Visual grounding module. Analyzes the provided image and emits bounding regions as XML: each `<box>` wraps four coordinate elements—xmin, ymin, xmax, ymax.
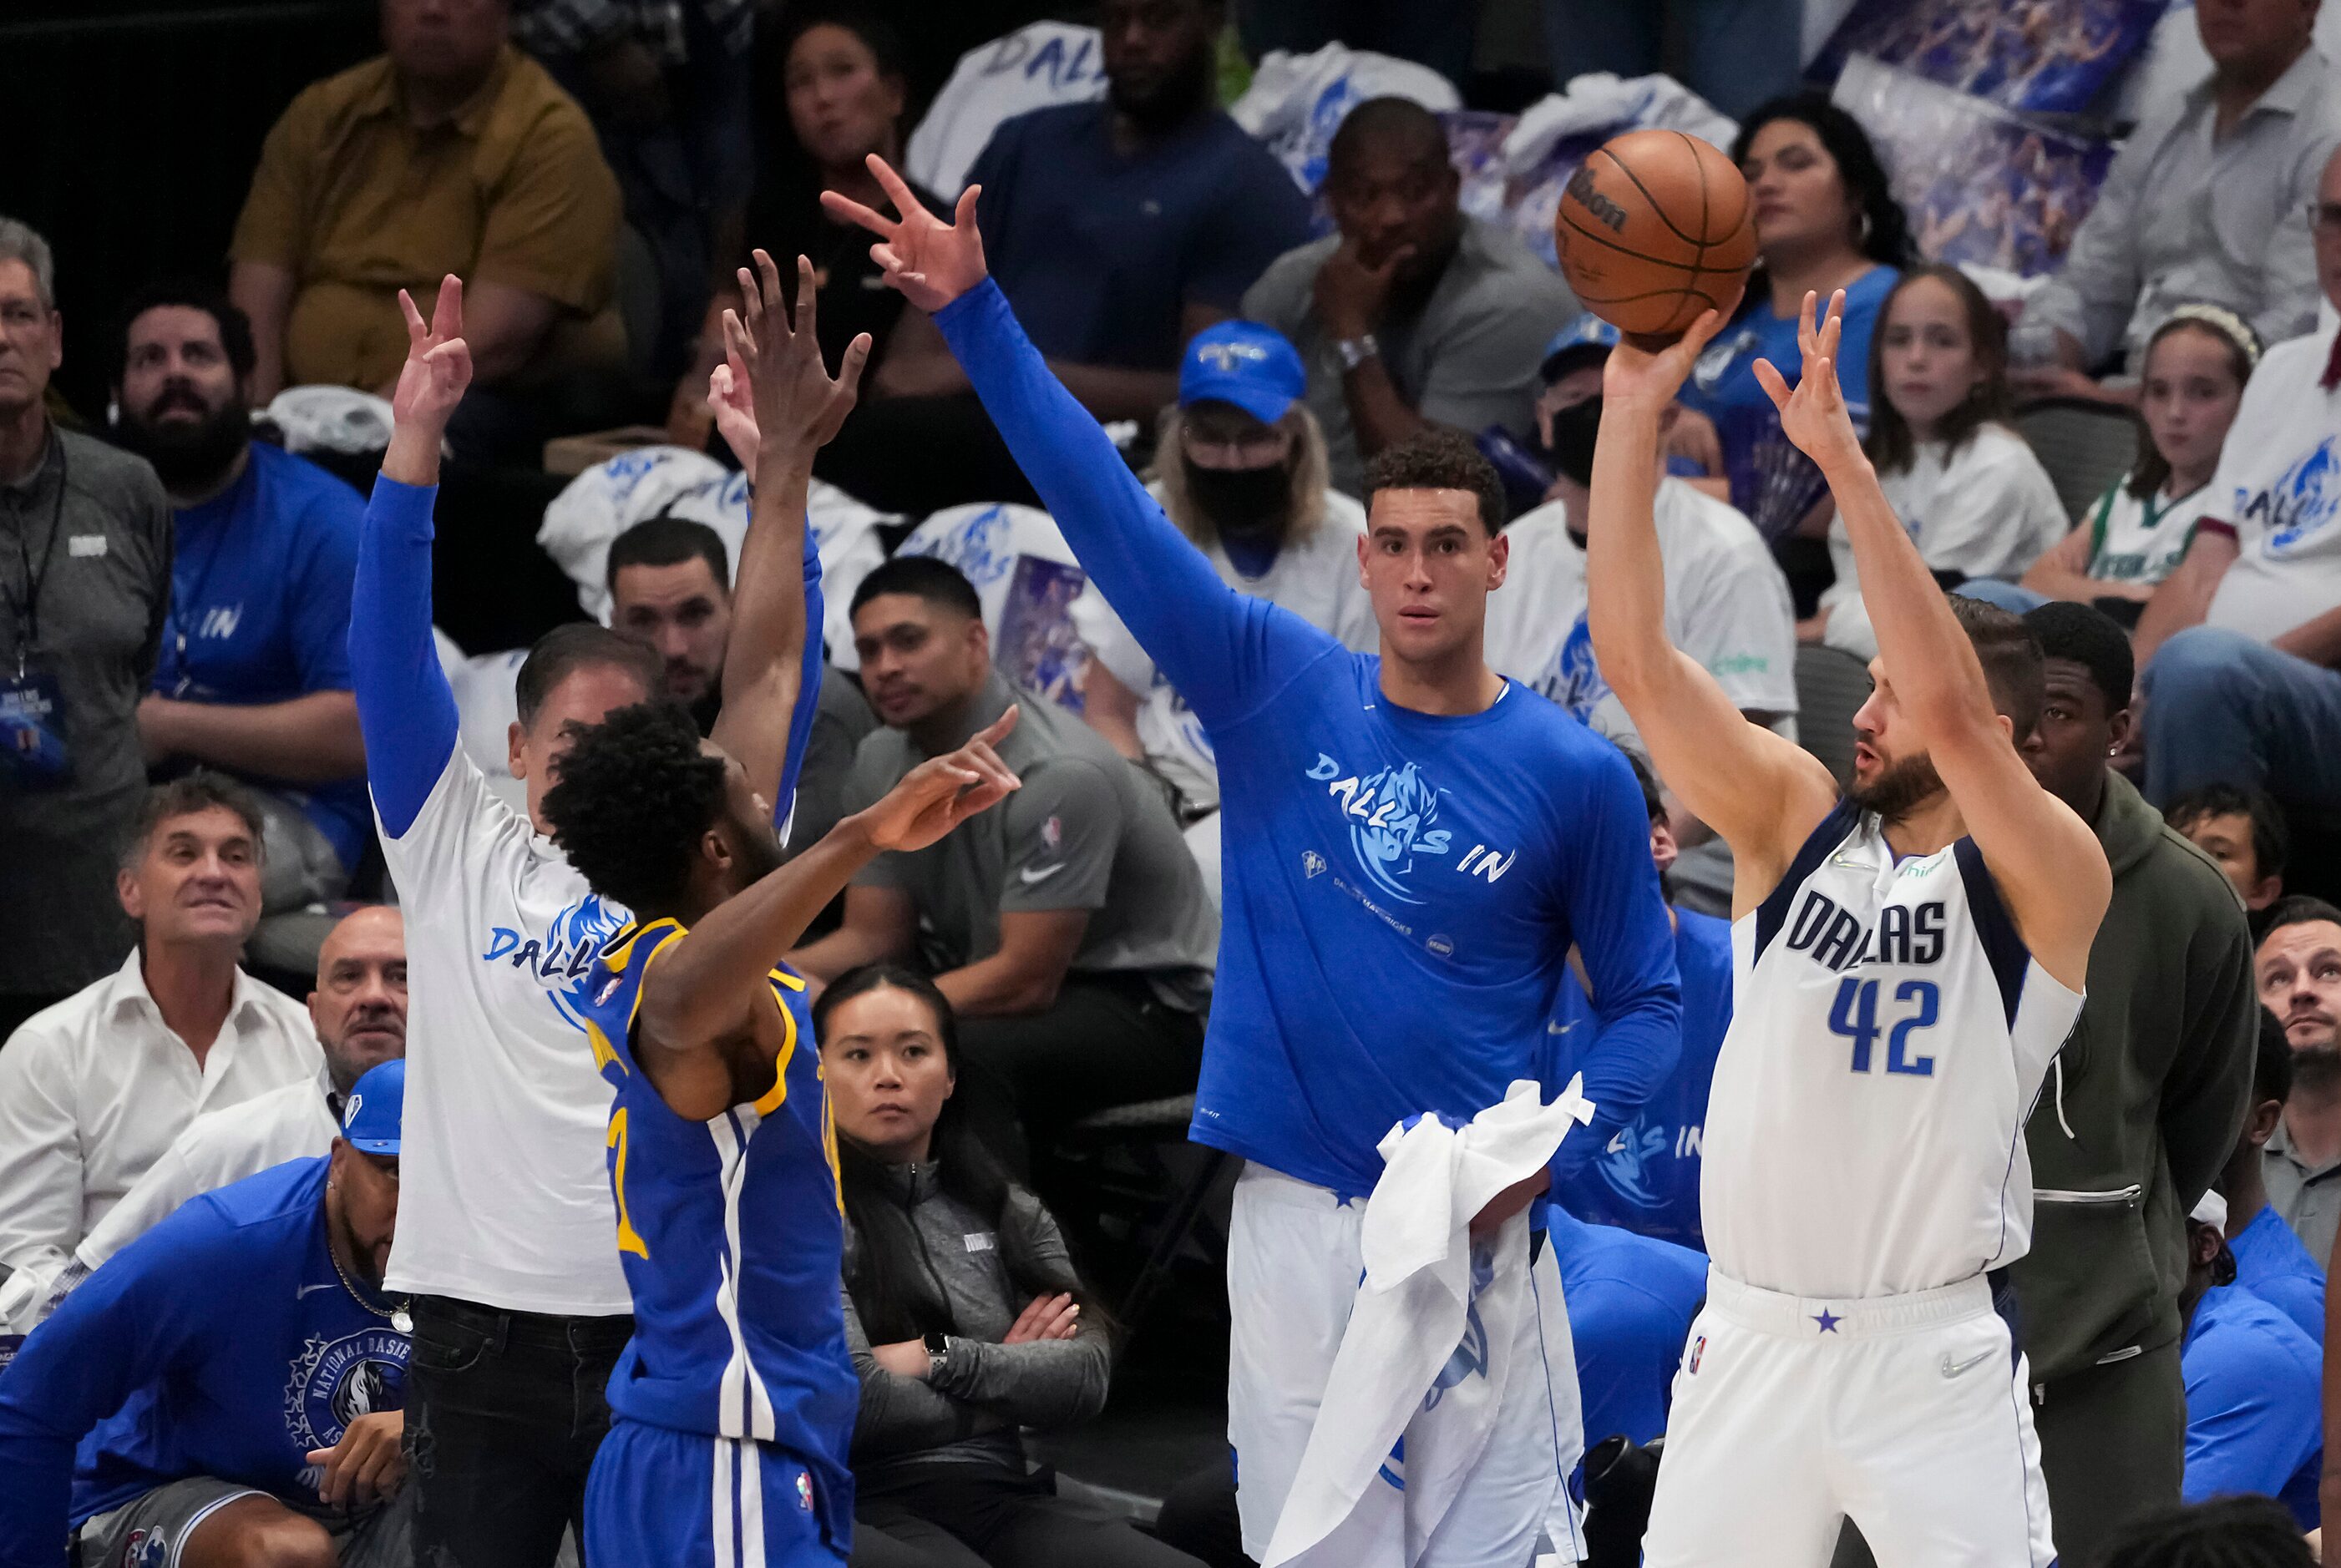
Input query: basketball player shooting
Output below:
<box><xmin>1584</xmin><ymin>290</ymin><xmax>2111</xmax><ymax>1568</ymax></box>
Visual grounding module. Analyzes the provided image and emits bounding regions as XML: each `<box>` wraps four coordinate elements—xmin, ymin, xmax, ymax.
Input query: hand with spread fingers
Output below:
<box><xmin>1751</xmin><ymin>289</ymin><xmax>1866</xmax><ymax>473</ymax></box>
<box><xmin>722</xmin><ymin>249</ymin><xmax>872</xmax><ymax>469</ymax></box>
<box><xmin>1599</xmin><ymin>283</ymin><xmax>1743</xmax><ymax>414</ymax></box>
<box><xmin>820</xmin><ymin>155</ymin><xmax>991</xmax><ymax>315</ymax></box>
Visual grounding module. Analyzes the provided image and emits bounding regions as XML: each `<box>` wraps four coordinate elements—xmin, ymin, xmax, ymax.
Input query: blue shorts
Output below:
<box><xmin>586</xmin><ymin>1419</ymin><xmax>845</xmax><ymax>1567</ymax></box>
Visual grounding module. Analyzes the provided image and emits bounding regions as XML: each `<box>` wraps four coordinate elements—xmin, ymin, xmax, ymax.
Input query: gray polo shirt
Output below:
<box><xmin>843</xmin><ymin>672</ymin><xmax>1216</xmax><ymax>1012</ymax></box>
<box><xmin>0</xmin><ymin>428</ymin><xmax>172</xmax><ymax>999</ymax></box>
<box><xmin>2263</xmin><ymin>1118</ymin><xmax>2341</xmax><ymax>1272</ymax></box>
<box><xmin>1241</xmin><ymin>215</ymin><xmax>1580</xmax><ymax>497</ymax></box>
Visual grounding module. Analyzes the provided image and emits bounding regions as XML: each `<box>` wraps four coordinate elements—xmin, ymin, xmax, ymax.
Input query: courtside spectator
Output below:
<box><xmin>606</xmin><ymin>513</ymin><xmax>733</xmax><ymax>726</ymax></box>
<box><xmin>2176</xmin><ymin>1191</ymin><xmax>2323</xmax><ymax>1530</ymax></box>
<box><xmin>2010</xmin><ymin>601</ymin><xmax>2260</xmax><ymax>1564</ymax></box>
<box><xmin>2100</xmin><ymin>1495</ymin><xmax>2316</xmax><ymax>1568</ymax></box>
<box><xmin>1075</xmin><ymin>319</ymin><xmax>1378</xmax><ymax>821</ymax></box>
<box><xmin>2135</xmin><ymin>144</ymin><xmax>2341</xmax><ymax>814</ymax></box>
<box><xmin>1241</xmin><ymin>97</ymin><xmax>1578</xmax><ymax>498</ymax></box>
<box><xmin>1669</xmin><ymin>95</ymin><xmax>1909</xmax><ymax>540</ymax></box>
<box><xmin>1546</xmin><ymin>1203</ymin><xmax>1709</xmax><ymax>1456</ymax></box>
<box><xmin>70</xmin><ymin>906</ymin><xmax>408</xmax><ymax>1282</ymax></box>
<box><xmin>1491</xmin><ymin>320</ymin><xmax>1796</xmax><ymax>739</ymax></box>
<box><xmin>2220</xmin><ymin>1009</ymin><xmax>2325</xmax><ymax>1343</ymax></box>
<box><xmin>2257</xmin><ymin>896</ymin><xmax>2341</xmax><ymax>1263</ymax></box>
<box><xmin>2024</xmin><ymin>309</ymin><xmax>2260</xmax><ymax>620</ymax></box>
<box><xmin>2169</xmin><ymin>783</ymin><xmax>2291</xmax><ymax>918</ymax></box>
<box><xmin>2014</xmin><ymin>0</ymin><xmax>2341</xmax><ymax>391</ymax></box>
<box><xmin>794</xmin><ymin>556</ymin><xmax>1217</xmax><ymax>1164</ymax></box>
<box><xmin>817</xmin><ymin>968</ymin><xmax>1207</xmax><ymax>1568</ymax></box>
<box><xmin>0</xmin><ymin>776</ymin><xmax>318</xmax><ymax>1332</ymax></box>
<box><xmin>110</xmin><ymin>283</ymin><xmax>370</xmax><ymax>913</ymax></box>
<box><xmin>1814</xmin><ymin>266</ymin><xmax>2065</xmax><ymax>660</ymax></box>
<box><xmin>228</xmin><ymin>0</ymin><xmax>624</xmax><ymax>445</ymax></box>
<box><xmin>0</xmin><ymin>218</ymin><xmax>174</xmax><ymax>1040</ymax></box>
<box><xmin>0</xmin><ymin>1061</ymin><xmax>413</xmax><ymax>1568</ymax></box>
<box><xmin>823</xmin><ymin>0</ymin><xmax>1310</xmax><ymax>510</ymax></box>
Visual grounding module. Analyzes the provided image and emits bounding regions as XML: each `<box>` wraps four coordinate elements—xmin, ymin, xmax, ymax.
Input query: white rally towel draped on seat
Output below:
<box><xmin>1263</xmin><ymin>1077</ymin><xmax>1595</xmax><ymax>1568</ymax></box>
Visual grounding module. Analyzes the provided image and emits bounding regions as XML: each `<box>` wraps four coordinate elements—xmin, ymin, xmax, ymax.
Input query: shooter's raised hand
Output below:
<box><xmin>1751</xmin><ymin>289</ymin><xmax>1864</xmax><ymax>472</ymax></box>
<box><xmin>820</xmin><ymin>154</ymin><xmax>989</xmax><ymax>314</ymax></box>
<box><xmin>1599</xmin><ymin>281</ymin><xmax>1742</xmax><ymax>413</ymax></box>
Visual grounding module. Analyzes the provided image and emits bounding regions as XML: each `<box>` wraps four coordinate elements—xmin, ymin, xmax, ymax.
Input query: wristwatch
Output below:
<box><xmin>1334</xmin><ymin>334</ymin><xmax>1381</xmax><ymax>372</ymax></box>
<box><xmin>922</xmin><ymin>1330</ymin><xmax>952</xmax><ymax>1382</ymax></box>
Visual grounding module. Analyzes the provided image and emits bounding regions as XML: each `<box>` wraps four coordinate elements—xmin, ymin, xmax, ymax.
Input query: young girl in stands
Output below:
<box><xmin>2021</xmin><ymin>306</ymin><xmax>2259</xmax><ymax>624</ymax></box>
<box><xmin>815</xmin><ymin>967</ymin><xmax>1204</xmax><ymax>1568</ymax></box>
<box><xmin>1809</xmin><ymin>263</ymin><xmax>2068</xmax><ymax>658</ymax></box>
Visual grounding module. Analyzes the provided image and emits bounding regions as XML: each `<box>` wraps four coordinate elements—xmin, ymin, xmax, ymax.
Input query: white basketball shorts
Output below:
<box><xmin>1641</xmin><ymin>1270</ymin><xmax>2055</xmax><ymax>1568</ymax></box>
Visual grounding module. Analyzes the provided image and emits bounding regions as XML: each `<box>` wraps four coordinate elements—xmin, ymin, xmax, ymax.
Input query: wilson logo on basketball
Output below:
<box><xmin>1564</xmin><ymin>164</ymin><xmax>1628</xmax><ymax>235</ymax></box>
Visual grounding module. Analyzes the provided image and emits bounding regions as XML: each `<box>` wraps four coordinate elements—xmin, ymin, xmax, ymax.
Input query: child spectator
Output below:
<box><xmin>1812</xmin><ymin>264</ymin><xmax>2066</xmax><ymax>659</ymax></box>
<box><xmin>2168</xmin><ymin>783</ymin><xmax>2290</xmax><ymax>919</ymax></box>
<box><xmin>2024</xmin><ymin>308</ymin><xmax>2260</xmax><ymax>621</ymax></box>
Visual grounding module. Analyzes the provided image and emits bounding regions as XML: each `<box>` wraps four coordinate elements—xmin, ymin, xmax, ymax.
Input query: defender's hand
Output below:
<box><xmin>859</xmin><ymin>708</ymin><xmax>1021</xmax><ymax>853</ymax></box>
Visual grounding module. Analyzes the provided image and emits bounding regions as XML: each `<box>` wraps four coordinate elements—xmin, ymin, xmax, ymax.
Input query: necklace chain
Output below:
<box><xmin>328</xmin><ymin>1227</ymin><xmax>413</xmax><ymax>1333</ymax></box>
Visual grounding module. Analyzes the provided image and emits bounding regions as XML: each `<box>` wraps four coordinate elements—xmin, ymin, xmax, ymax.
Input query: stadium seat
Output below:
<box><xmin>2014</xmin><ymin>397</ymin><xmax>2141</xmax><ymax>524</ymax></box>
<box><xmin>1795</xmin><ymin>643</ymin><xmax>1874</xmax><ymax>789</ymax></box>
<box><xmin>1054</xmin><ymin>1095</ymin><xmax>1232</xmax><ymax>1344</ymax></box>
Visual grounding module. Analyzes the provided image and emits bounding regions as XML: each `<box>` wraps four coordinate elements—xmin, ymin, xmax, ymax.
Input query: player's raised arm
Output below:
<box><xmin>1585</xmin><ymin>304</ymin><xmax>1838</xmax><ymax>897</ymax></box>
<box><xmin>348</xmin><ymin>276</ymin><xmax>470</xmax><ymax>838</ymax></box>
<box><xmin>706</xmin><ymin>250</ymin><xmax>868</xmax><ymax>822</ymax></box>
<box><xmin>823</xmin><ymin>155</ymin><xmax>1322</xmax><ymax>724</ymax></box>
<box><xmin>1756</xmin><ymin>291</ymin><xmax>2110</xmax><ymax>989</ymax></box>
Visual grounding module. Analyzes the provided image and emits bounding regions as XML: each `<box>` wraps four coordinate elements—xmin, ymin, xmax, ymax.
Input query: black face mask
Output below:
<box><xmin>1184</xmin><ymin>458</ymin><xmax>1291</xmax><ymax>539</ymax></box>
<box><xmin>1543</xmin><ymin>395</ymin><xmax>1603</xmax><ymax>490</ymax></box>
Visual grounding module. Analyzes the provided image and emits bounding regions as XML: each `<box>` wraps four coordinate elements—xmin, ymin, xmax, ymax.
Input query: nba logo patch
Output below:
<box><xmin>1687</xmin><ymin>1335</ymin><xmax>1705</xmax><ymax>1374</ymax></box>
<box><xmin>594</xmin><ymin>973</ymin><xmax>622</xmax><ymax>1005</ymax></box>
<box><xmin>796</xmin><ymin>1469</ymin><xmax>814</xmax><ymax>1512</ymax></box>
<box><xmin>1041</xmin><ymin>816</ymin><xmax>1062</xmax><ymax>852</ymax></box>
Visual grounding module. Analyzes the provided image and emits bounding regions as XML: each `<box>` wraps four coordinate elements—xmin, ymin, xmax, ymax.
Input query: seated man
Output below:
<box><xmin>70</xmin><ymin>906</ymin><xmax>407</xmax><ymax>1286</ymax></box>
<box><xmin>2134</xmin><ymin>144</ymin><xmax>2341</xmax><ymax>813</ymax></box>
<box><xmin>1487</xmin><ymin>319</ymin><xmax>1797</xmax><ymax>740</ymax></box>
<box><xmin>822</xmin><ymin>0</ymin><xmax>1310</xmax><ymax>510</ymax></box>
<box><xmin>111</xmin><ymin>282</ymin><xmax>369</xmax><ymax>912</ymax></box>
<box><xmin>0</xmin><ymin>776</ymin><xmax>320</xmax><ymax>1332</ymax></box>
<box><xmin>227</xmin><ymin>0</ymin><xmax>623</xmax><ymax>440</ymax></box>
<box><xmin>2177</xmin><ymin>1191</ymin><xmax>2323</xmax><ymax>1530</ymax></box>
<box><xmin>2013</xmin><ymin>0</ymin><xmax>2341</xmax><ymax>392</ymax></box>
<box><xmin>2167</xmin><ymin>783</ymin><xmax>2289</xmax><ymax>923</ymax></box>
<box><xmin>1076</xmin><ymin>319</ymin><xmax>1378</xmax><ymax>823</ymax></box>
<box><xmin>1243</xmin><ymin>97</ymin><xmax>1579</xmax><ymax>498</ymax></box>
<box><xmin>2256</xmin><ymin>896</ymin><xmax>2341</xmax><ymax>1267</ymax></box>
<box><xmin>2220</xmin><ymin>1008</ymin><xmax>2325</xmax><ymax>1343</ymax></box>
<box><xmin>0</xmin><ymin>1062</ymin><xmax>413</xmax><ymax>1568</ymax></box>
<box><xmin>793</xmin><ymin>556</ymin><xmax>1219</xmax><ymax>1159</ymax></box>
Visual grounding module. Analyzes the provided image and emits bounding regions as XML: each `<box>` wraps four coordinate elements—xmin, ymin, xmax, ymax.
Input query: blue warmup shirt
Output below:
<box><xmin>159</xmin><ymin>443</ymin><xmax>370</xmax><ymax>866</ymax></box>
<box><xmin>348</xmin><ymin>477</ymin><xmax>823</xmax><ymax>842</ymax></box>
<box><xmin>2181</xmin><ymin>1282</ymin><xmax>2323</xmax><ymax>1530</ymax></box>
<box><xmin>2229</xmin><ymin>1203</ymin><xmax>2325</xmax><ymax>1343</ymax></box>
<box><xmin>0</xmin><ymin>1160</ymin><xmax>409</xmax><ymax>1565</ymax></box>
<box><xmin>575</xmin><ymin>919</ymin><xmax>855</xmax><ymax>1545</ymax></box>
<box><xmin>1550</xmin><ymin>908</ymin><xmax>1732</xmax><ymax>1243</ymax></box>
<box><xmin>968</xmin><ymin>103</ymin><xmax>1311</xmax><ymax>371</ymax></box>
<box><xmin>935</xmin><ymin>279</ymin><xmax>1681</xmax><ymax>1197</ymax></box>
<box><xmin>1545</xmin><ymin>1205</ymin><xmax>1707</xmax><ymax>1457</ymax></box>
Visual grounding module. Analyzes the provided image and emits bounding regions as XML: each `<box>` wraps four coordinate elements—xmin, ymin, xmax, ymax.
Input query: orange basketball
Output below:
<box><xmin>1555</xmin><ymin>128</ymin><xmax>1757</xmax><ymax>343</ymax></box>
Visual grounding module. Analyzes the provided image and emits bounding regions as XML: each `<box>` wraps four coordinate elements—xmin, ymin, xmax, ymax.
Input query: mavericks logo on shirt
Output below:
<box><xmin>2250</xmin><ymin>436</ymin><xmax>2341</xmax><ymax>555</ymax></box>
<box><xmin>1305</xmin><ymin>751</ymin><xmax>1515</xmax><ymax>905</ymax></box>
<box><xmin>479</xmin><ymin>894</ymin><xmax>630</xmax><ymax>1032</ymax></box>
<box><xmin>285</xmin><ymin>1328</ymin><xmax>408</xmax><ymax>1470</ymax></box>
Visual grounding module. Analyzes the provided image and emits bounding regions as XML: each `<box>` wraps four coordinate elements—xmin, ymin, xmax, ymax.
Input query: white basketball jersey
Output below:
<box><xmin>1702</xmin><ymin>801</ymin><xmax>2084</xmax><ymax>1301</ymax></box>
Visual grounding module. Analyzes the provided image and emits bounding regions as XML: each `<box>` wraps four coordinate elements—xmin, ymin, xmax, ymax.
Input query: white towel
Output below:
<box><xmin>1264</xmin><ymin>1077</ymin><xmax>1594</xmax><ymax>1568</ymax></box>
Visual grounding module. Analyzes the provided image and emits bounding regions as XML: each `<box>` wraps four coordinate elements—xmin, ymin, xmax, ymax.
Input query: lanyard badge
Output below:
<box><xmin>0</xmin><ymin>655</ymin><xmax>71</xmax><ymax>788</ymax></box>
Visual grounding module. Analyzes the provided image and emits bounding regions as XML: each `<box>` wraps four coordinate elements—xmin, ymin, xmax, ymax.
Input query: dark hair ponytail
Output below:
<box><xmin>815</xmin><ymin>967</ymin><xmax>1115</xmax><ymax>1347</ymax></box>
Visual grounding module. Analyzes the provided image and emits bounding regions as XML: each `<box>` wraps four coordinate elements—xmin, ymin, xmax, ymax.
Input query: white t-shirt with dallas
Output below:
<box><xmin>1485</xmin><ymin>478</ymin><xmax>1800</xmax><ymax>743</ymax></box>
<box><xmin>1822</xmin><ymin>423</ymin><xmax>2068</xmax><ymax>660</ymax></box>
<box><xmin>1069</xmin><ymin>486</ymin><xmax>1378</xmax><ymax>812</ymax></box>
<box><xmin>2202</xmin><ymin>322</ymin><xmax>2341</xmax><ymax>642</ymax></box>
<box><xmin>381</xmin><ymin>753</ymin><xmax>635</xmax><ymax>1315</ymax></box>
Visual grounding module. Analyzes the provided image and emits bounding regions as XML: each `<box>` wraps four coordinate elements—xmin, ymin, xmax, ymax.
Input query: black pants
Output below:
<box><xmin>403</xmin><ymin>1294</ymin><xmax>634</xmax><ymax>1568</ymax></box>
<box><xmin>953</xmin><ymin>973</ymin><xmax>1206</xmax><ymax>1173</ymax></box>
<box><xmin>852</xmin><ymin>1464</ymin><xmax>1206</xmax><ymax>1568</ymax></box>
<box><xmin>2034</xmin><ymin>1340</ymin><xmax>2186</xmax><ymax>1568</ymax></box>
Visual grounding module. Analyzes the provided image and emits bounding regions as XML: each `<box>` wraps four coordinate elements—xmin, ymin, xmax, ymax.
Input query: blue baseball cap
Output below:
<box><xmin>341</xmin><ymin>1060</ymin><xmax>404</xmax><ymax>1157</ymax></box>
<box><xmin>1179</xmin><ymin>321</ymin><xmax>1306</xmax><ymax>426</ymax></box>
<box><xmin>1540</xmin><ymin>313</ymin><xmax>1622</xmax><ymax>383</ymax></box>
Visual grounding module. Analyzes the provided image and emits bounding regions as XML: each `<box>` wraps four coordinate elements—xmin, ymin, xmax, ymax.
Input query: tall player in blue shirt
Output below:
<box><xmin>828</xmin><ymin>156</ymin><xmax>1682</xmax><ymax>1566</ymax></box>
<box><xmin>538</xmin><ymin>256</ymin><xmax>1025</xmax><ymax>1568</ymax></box>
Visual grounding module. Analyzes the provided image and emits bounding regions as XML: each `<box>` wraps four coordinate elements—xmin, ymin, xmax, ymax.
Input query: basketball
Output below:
<box><xmin>1555</xmin><ymin>129</ymin><xmax>1757</xmax><ymax>344</ymax></box>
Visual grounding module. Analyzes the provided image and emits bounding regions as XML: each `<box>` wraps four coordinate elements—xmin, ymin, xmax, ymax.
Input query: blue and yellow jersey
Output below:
<box><xmin>576</xmin><ymin>918</ymin><xmax>854</xmax><ymax>1511</ymax></box>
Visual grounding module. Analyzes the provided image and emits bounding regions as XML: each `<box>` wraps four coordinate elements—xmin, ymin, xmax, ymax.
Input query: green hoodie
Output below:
<box><xmin>2009</xmin><ymin>771</ymin><xmax>2257</xmax><ymax>1386</ymax></box>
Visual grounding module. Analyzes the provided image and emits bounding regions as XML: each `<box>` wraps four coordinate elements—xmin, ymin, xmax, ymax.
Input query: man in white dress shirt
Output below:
<box><xmin>0</xmin><ymin>774</ymin><xmax>318</xmax><ymax>1329</ymax></box>
<box><xmin>64</xmin><ymin>904</ymin><xmax>407</xmax><ymax>1287</ymax></box>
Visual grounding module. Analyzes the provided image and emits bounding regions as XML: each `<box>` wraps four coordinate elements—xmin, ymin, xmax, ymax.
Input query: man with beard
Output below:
<box><xmin>2255</xmin><ymin>896</ymin><xmax>2341</xmax><ymax>1265</ymax></box>
<box><xmin>112</xmin><ymin>283</ymin><xmax>369</xmax><ymax>913</ymax></box>
<box><xmin>1075</xmin><ymin>320</ymin><xmax>1378</xmax><ymax>827</ymax></box>
<box><xmin>1242</xmin><ymin>96</ymin><xmax>1579</xmax><ymax>497</ymax></box>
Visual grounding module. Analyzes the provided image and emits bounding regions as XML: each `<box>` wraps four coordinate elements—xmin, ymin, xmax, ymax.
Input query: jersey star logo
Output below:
<box><xmin>1812</xmin><ymin>1308</ymin><xmax>1842</xmax><ymax>1334</ymax></box>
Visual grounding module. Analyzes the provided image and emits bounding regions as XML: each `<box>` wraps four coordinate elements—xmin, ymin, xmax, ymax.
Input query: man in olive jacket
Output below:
<box><xmin>2010</xmin><ymin>604</ymin><xmax>2258</xmax><ymax>1566</ymax></box>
